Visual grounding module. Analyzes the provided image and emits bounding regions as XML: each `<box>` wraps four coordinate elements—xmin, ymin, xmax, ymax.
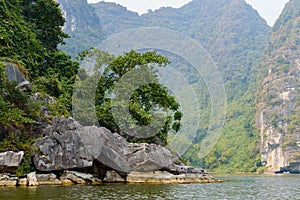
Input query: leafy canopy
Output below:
<box><xmin>78</xmin><ymin>49</ymin><xmax>182</xmax><ymax>146</ymax></box>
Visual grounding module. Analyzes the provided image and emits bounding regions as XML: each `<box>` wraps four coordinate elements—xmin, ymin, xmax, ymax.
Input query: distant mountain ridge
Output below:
<box><xmin>92</xmin><ymin>0</ymin><xmax>270</xmax><ymax>100</ymax></box>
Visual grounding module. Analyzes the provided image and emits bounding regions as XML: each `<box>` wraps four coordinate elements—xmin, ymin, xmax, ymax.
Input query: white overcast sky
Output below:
<box><xmin>87</xmin><ymin>0</ymin><xmax>290</xmax><ymax>26</ymax></box>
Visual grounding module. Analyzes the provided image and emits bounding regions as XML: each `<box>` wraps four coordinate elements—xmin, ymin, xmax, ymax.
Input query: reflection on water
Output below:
<box><xmin>0</xmin><ymin>175</ymin><xmax>299</xmax><ymax>200</ymax></box>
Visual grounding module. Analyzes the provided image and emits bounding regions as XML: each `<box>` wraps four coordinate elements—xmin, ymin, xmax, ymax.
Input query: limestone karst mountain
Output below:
<box><xmin>257</xmin><ymin>0</ymin><xmax>300</xmax><ymax>173</ymax></box>
<box><xmin>57</xmin><ymin>0</ymin><xmax>105</xmax><ymax>57</ymax></box>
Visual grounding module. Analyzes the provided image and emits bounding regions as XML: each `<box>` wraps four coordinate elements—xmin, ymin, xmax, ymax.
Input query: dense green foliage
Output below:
<box><xmin>0</xmin><ymin>0</ymin><xmax>44</xmax><ymax>77</ymax></box>
<box><xmin>21</xmin><ymin>0</ymin><xmax>68</xmax><ymax>51</ymax></box>
<box><xmin>0</xmin><ymin>0</ymin><xmax>79</xmax><ymax>175</ymax></box>
<box><xmin>76</xmin><ymin>49</ymin><xmax>182</xmax><ymax>145</ymax></box>
<box><xmin>0</xmin><ymin>0</ymin><xmax>79</xmax><ymax>84</ymax></box>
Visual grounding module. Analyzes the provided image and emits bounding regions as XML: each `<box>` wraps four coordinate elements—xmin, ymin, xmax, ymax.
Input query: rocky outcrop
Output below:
<box><xmin>27</xmin><ymin>172</ymin><xmax>39</xmax><ymax>186</ymax></box>
<box><xmin>36</xmin><ymin>173</ymin><xmax>62</xmax><ymax>185</ymax></box>
<box><xmin>34</xmin><ymin>117</ymin><xmax>179</xmax><ymax>174</ymax></box>
<box><xmin>33</xmin><ymin>117</ymin><xmax>217</xmax><ymax>184</ymax></box>
<box><xmin>3</xmin><ymin>62</ymin><xmax>31</xmax><ymax>90</ymax></box>
<box><xmin>0</xmin><ymin>151</ymin><xmax>24</xmax><ymax>173</ymax></box>
<box><xmin>32</xmin><ymin>92</ymin><xmax>55</xmax><ymax>117</ymax></box>
<box><xmin>126</xmin><ymin>171</ymin><xmax>218</xmax><ymax>184</ymax></box>
<box><xmin>34</xmin><ymin>117</ymin><xmax>93</xmax><ymax>171</ymax></box>
<box><xmin>0</xmin><ymin>174</ymin><xmax>18</xmax><ymax>187</ymax></box>
<box><xmin>257</xmin><ymin>0</ymin><xmax>300</xmax><ymax>173</ymax></box>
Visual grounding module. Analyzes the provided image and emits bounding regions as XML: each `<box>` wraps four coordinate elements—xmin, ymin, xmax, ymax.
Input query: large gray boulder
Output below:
<box><xmin>34</xmin><ymin>117</ymin><xmax>93</xmax><ymax>171</ymax></box>
<box><xmin>34</xmin><ymin>117</ymin><xmax>203</xmax><ymax>177</ymax></box>
<box><xmin>126</xmin><ymin>143</ymin><xmax>174</xmax><ymax>172</ymax></box>
<box><xmin>0</xmin><ymin>151</ymin><xmax>24</xmax><ymax>173</ymax></box>
<box><xmin>81</xmin><ymin>126</ymin><xmax>175</xmax><ymax>173</ymax></box>
<box><xmin>3</xmin><ymin>62</ymin><xmax>31</xmax><ymax>90</ymax></box>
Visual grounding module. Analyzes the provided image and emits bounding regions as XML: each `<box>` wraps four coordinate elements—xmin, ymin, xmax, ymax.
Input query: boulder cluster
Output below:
<box><xmin>0</xmin><ymin>117</ymin><xmax>220</xmax><ymax>186</ymax></box>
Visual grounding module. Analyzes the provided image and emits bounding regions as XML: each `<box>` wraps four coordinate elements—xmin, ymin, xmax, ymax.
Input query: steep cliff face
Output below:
<box><xmin>56</xmin><ymin>0</ymin><xmax>105</xmax><ymax>57</ymax></box>
<box><xmin>57</xmin><ymin>0</ymin><xmax>100</xmax><ymax>32</ymax></box>
<box><xmin>258</xmin><ymin>0</ymin><xmax>300</xmax><ymax>173</ymax></box>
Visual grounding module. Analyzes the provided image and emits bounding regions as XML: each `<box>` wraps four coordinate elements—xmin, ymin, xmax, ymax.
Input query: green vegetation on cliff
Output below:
<box><xmin>0</xmin><ymin>0</ymin><xmax>78</xmax><ymax>175</ymax></box>
<box><xmin>257</xmin><ymin>0</ymin><xmax>300</xmax><ymax>171</ymax></box>
<box><xmin>57</xmin><ymin>0</ymin><xmax>105</xmax><ymax>57</ymax></box>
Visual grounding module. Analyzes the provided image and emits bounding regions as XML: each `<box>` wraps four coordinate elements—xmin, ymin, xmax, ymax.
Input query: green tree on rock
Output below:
<box><xmin>80</xmin><ymin>49</ymin><xmax>182</xmax><ymax>146</ymax></box>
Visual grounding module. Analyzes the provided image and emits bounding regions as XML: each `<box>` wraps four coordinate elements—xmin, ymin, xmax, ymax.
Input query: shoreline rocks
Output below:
<box><xmin>0</xmin><ymin>151</ymin><xmax>24</xmax><ymax>173</ymax></box>
<box><xmin>59</xmin><ymin>171</ymin><xmax>102</xmax><ymax>185</ymax></box>
<box><xmin>103</xmin><ymin>170</ymin><xmax>126</xmax><ymax>183</ymax></box>
<box><xmin>0</xmin><ymin>174</ymin><xmax>18</xmax><ymax>187</ymax></box>
<box><xmin>126</xmin><ymin>171</ymin><xmax>220</xmax><ymax>184</ymax></box>
<box><xmin>0</xmin><ymin>117</ymin><xmax>222</xmax><ymax>186</ymax></box>
<box><xmin>36</xmin><ymin>173</ymin><xmax>62</xmax><ymax>185</ymax></box>
<box><xmin>27</xmin><ymin>172</ymin><xmax>39</xmax><ymax>186</ymax></box>
<box><xmin>0</xmin><ymin>169</ymin><xmax>221</xmax><ymax>187</ymax></box>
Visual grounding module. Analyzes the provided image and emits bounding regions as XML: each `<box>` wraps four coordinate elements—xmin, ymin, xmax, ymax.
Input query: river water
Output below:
<box><xmin>0</xmin><ymin>175</ymin><xmax>299</xmax><ymax>199</ymax></box>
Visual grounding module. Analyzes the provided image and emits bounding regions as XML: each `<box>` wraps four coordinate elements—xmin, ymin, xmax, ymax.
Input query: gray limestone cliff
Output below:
<box><xmin>56</xmin><ymin>0</ymin><xmax>105</xmax><ymax>57</ymax></box>
<box><xmin>257</xmin><ymin>0</ymin><xmax>300</xmax><ymax>173</ymax></box>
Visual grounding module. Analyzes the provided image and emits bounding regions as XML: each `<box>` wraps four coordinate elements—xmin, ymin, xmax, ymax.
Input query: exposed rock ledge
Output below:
<box><xmin>0</xmin><ymin>151</ymin><xmax>24</xmax><ymax>173</ymax></box>
<box><xmin>0</xmin><ymin>117</ymin><xmax>222</xmax><ymax>186</ymax></box>
<box><xmin>0</xmin><ymin>169</ymin><xmax>221</xmax><ymax>187</ymax></box>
